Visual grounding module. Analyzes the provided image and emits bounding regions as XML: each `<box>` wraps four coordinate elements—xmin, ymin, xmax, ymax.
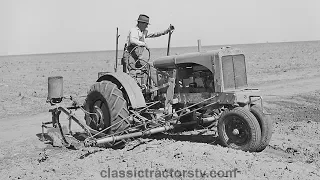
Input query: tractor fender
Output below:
<box><xmin>97</xmin><ymin>72</ymin><xmax>146</xmax><ymax>109</ymax></box>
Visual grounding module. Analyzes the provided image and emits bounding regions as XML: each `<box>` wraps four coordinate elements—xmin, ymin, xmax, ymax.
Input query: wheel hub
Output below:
<box><xmin>94</xmin><ymin>106</ymin><xmax>104</xmax><ymax>130</ymax></box>
<box><xmin>232</xmin><ymin>129</ymin><xmax>239</xmax><ymax>135</ymax></box>
<box><xmin>225</xmin><ymin>116</ymin><xmax>249</xmax><ymax>145</ymax></box>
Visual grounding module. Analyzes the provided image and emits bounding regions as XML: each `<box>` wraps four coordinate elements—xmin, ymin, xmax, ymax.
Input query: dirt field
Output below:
<box><xmin>1</xmin><ymin>41</ymin><xmax>320</xmax><ymax>179</ymax></box>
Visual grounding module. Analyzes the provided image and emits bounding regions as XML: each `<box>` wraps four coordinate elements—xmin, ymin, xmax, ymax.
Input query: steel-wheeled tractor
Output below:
<box><xmin>42</xmin><ymin>28</ymin><xmax>272</xmax><ymax>152</ymax></box>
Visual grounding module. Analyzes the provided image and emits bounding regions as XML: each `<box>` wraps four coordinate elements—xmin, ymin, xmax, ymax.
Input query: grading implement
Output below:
<box><xmin>42</xmin><ymin>28</ymin><xmax>272</xmax><ymax>152</ymax></box>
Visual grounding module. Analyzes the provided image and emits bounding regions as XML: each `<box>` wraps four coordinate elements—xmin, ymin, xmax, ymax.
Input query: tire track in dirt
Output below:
<box><xmin>258</xmin><ymin>75</ymin><xmax>320</xmax><ymax>99</ymax></box>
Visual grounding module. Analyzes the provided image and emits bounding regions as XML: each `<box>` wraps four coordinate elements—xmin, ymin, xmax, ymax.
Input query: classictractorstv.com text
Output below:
<box><xmin>100</xmin><ymin>168</ymin><xmax>239</xmax><ymax>178</ymax></box>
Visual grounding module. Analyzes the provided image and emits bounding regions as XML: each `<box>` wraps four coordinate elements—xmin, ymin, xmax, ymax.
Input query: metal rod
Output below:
<box><xmin>170</xmin><ymin>101</ymin><xmax>219</xmax><ymax>124</ymax></box>
<box><xmin>167</xmin><ymin>29</ymin><xmax>172</xmax><ymax>56</ymax></box>
<box><xmin>57</xmin><ymin>119</ymin><xmax>69</xmax><ymax>145</ymax></box>
<box><xmin>106</xmin><ymin>95</ymin><xmax>219</xmax><ymax>140</ymax></box>
<box><xmin>96</xmin><ymin>121</ymin><xmax>197</xmax><ymax>145</ymax></box>
<box><xmin>52</xmin><ymin>106</ymin><xmax>109</xmax><ymax>138</ymax></box>
<box><xmin>160</xmin><ymin>94</ymin><xmax>218</xmax><ymax>120</ymax></box>
<box><xmin>47</xmin><ymin>94</ymin><xmax>220</xmax><ymax>147</ymax></box>
<box><xmin>57</xmin><ymin>107</ymin><xmax>92</xmax><ymax>137</ymax></box>
<box><xmin>96</xmin><ymin>101</ymin><xmax>219</xmax><ymax>142</ymax></box>
<box><xmin>197</xmin><ymin>39</ymin><xmax>202</xmax><ymax>52</ymax></box>
<box><xmin>115</xmin><ymin>27</ymin><xmax>120</xmax><ymax>72</ymax></box>
<box><xmin>68</xmin><ymin>116</ymin><xmax>72</xmax><ymax>134</ymax></box>
<box><xmin>138</xmin><ymin>101</ymin><xmax>160</xmax><ymax>113</ymax></box>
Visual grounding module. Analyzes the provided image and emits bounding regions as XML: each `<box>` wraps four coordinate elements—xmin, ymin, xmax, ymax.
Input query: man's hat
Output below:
<box><xmin>137</xmin><ymin>14</ymin><xmax>150</xmax><ymax>24</ymax></box>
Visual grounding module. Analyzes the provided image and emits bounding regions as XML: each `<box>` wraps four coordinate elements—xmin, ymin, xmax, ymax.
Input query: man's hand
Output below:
<box><xmin>142</xmin><ymin>43</ymin><xmax>149</xmax><ymax>50</ymax></box>
<box><xmin>169</xmin><ymin>24</ymin><xmax>175</xmax><ymax>31</ymax></box>
<box><xmin>167</xmin><ymin>24</ymin><xmax>175</xmax><ymax>34</ymax></box>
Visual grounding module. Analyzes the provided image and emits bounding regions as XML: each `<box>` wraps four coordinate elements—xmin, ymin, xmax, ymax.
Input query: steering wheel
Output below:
<box><xmin>127</xmin><ymin>45</ymin><xmax>151</xmax><ymax>72</ymax></box>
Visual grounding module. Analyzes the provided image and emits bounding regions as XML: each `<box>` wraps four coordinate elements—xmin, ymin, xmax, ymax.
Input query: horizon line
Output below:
<box><xmin>2</xmin><ymin>39</ymin><xmax>319</xmax><ymax>57</ymax></box>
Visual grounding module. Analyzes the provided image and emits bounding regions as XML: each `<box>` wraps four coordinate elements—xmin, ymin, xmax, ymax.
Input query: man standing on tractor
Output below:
<box><xmin>125</xmin><ymin>14</ymin><xmax>174</xmax><ymax>68</ymax></box>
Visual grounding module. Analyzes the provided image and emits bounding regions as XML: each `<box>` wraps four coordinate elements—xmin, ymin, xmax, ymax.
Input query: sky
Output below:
<box><xmin>1</xmin><ymin>0</ymin><xmax>320</xmax><ymax>56</ymax></box>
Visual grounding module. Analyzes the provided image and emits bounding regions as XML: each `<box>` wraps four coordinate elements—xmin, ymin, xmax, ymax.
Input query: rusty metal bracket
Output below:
<box><xmin>41</xmin><ymin>108</ymin><xmax>61</xmax><ymax>141</ymax></box>
<box><xmin>249</xmin><ymin>95</ymin><xmax>271</xmax><ymax>115</ymax></box>
<box><xmin>56</xmin><ymin>118</ymin><xmax>70</xmax><ymax>146</ymax></box>
<box><xmin>57</xmin><ymin>106</ymin><xmax>93</xmax><ymax>137</ymax></box>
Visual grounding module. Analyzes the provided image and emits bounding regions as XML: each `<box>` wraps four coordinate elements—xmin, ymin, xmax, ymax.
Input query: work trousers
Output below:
<box><xmin>123</xmin><ymin>45</ymin><xmax>158</xmax><ymax>86</ymax></box>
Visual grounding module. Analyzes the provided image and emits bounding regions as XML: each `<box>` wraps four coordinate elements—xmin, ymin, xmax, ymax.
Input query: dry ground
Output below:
<box><xmin>1</xmin><ymin>41</ymin><xmax>320</xmax><ymax>179</ymax></box>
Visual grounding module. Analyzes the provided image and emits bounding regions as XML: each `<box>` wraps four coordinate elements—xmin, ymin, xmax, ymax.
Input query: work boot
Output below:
<box><xmin>135</xmin><ymin>60</ymin><xmax>142</xmax><ymax>68</ymax></box>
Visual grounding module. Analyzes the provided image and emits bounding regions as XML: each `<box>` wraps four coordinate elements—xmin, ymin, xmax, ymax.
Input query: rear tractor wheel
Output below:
<box><xmin>84</xmin><ymin>81</ymin><xmax>131</xmax><ymax>148</ymax></box>
<box><xmin>218</xmin><ymin>107</ymin><xmax>261</xmax><ymax>152</ymax></box>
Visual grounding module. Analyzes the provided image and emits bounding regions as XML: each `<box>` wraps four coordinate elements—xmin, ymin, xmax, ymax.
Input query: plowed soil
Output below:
<box><xmin>1</xmin><ymin>41</ymin><xmax>320</xmax><ymax>180</ymax></box>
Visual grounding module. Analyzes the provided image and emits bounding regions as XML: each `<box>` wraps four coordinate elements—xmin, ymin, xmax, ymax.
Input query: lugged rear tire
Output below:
<box><xmin>218</xmin><ymin>107</ymin><xmax>261</xmax><ymax>152</ymax></box>
<box><xmin>84</xmin><ymin>81</ymin><xmax>130</xmax><ymax>148</ymax></box>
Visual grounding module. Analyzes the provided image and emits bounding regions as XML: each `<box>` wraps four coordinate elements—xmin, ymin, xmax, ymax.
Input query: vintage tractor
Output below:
<box><xmin>43</xmin><ymin>29</ymin><xmax>272</xmax><ymax>152</ymax></box>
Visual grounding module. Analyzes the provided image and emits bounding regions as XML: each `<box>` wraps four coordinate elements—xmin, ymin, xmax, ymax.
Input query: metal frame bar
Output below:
<box><xmin>249</xmin><ymin>95</ymin><xmax>271</xmax><ymax>115</ymax></box>
<box><xmin>42</xmin><ymin>93</ymin><xmax>222</xmax><ymax>147</ymax></box>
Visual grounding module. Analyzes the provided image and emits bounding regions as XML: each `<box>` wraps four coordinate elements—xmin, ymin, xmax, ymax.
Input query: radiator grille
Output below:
<box><xmin>221</xmin><ymin>55</ymin><xmax>247</xmax><ymax>90</ymax></box>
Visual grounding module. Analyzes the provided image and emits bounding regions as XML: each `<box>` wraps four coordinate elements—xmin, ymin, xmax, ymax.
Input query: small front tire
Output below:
<box><xmin>218</xmin><ymin>107</ymin><xmax>261</xmax><ymax>152</ymax></box>
<box><xmin>250</xmin><ymin>105</ymin><xmax>273</xmax><ymax>152</ymax></box>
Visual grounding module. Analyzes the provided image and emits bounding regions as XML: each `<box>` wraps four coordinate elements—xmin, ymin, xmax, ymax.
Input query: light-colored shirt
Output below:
<box><xmin>127</xmin><ymin>26</ymin><xmax>168</xmax><ymax>47</ymax></box>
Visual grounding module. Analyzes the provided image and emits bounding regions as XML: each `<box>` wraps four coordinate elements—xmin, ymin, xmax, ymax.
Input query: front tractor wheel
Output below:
<box><xmin>84</xmin><ymin>81</ymin><xmax>130</xmax><ymax>148</ymax></box>
<box><xmin>218</xmin><ymin>107</ymin><xmax>261</xmax><ymax>152</ymax></box>
<box><xmin>250</xmin><ymin>105</ymin><xmax>273</xmax><ymax>152</ymax></box>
